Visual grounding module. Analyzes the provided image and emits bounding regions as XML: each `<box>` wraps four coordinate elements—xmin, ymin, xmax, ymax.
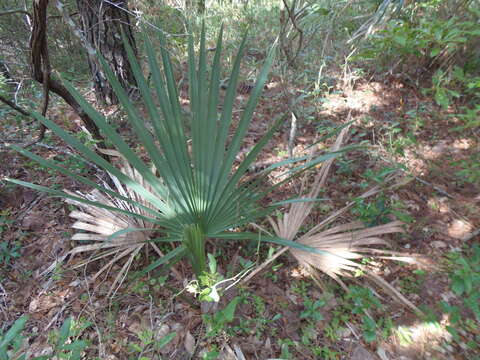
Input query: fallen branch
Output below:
<box><xmin>0</xmin><ymin>94</ymin><xmax>30</xmax><ymax>116</ymax></box>
<box><xmin>412</xmin><ymin>175</ymin><xmax>455</xmax><ymax>199</ymax></box>
<box><xmin>0</xmin><ymin>9</ymin><xmax>32</xmax><ymax>21</ymax></box>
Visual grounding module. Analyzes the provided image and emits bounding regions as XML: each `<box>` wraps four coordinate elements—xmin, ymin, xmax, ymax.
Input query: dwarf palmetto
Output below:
<box><xmin>8</xmin><ymin>26</ymin><xmax>418</xmax><ymax>304</ymax></box>
<box><xmin>8</xmin><ymin>26</ymin><xmax>322</xmax><ymax>282</ymax></box>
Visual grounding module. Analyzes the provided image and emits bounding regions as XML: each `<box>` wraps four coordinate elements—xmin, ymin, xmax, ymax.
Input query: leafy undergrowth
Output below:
<box><xmin>1</xmin><ymin>67</ymin><xmax>479</xmax><ymax>359</ymax></box>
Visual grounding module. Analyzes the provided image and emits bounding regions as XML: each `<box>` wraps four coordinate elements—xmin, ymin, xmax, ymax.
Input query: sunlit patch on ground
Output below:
<box><xmin>427</xmin><ymin>197</ymin><xmax>451</xmax><ymax>214</ymax></box>
<box><xmin>319</xmin><ymin>82</ymin><xmax>388</xmax><ymax>115</ymax></box>
<box><xmin>419</xmin><ymin>139</ymin><xmax>473</xmax><ymax>161</ymax></box>
<box><xmin>392</xmin><ymin>317</ymin><xmax>453</xmax><ymax>358</ymax></box>
<box><xmin>447</xmin><ymin>219</ymin><xmax>473</xmax><ymax>240</ymax></box>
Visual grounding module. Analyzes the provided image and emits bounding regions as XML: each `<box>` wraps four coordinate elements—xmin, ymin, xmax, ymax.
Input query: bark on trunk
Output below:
<box><xmin>76</xmin><ymin>0</ymin><xmax>138</xmax><ymax>105</ymax></box>
<box><xmin>29</xmin><ymin>0</ymin><xmax>105</xmax><ymax>146</ymax></box>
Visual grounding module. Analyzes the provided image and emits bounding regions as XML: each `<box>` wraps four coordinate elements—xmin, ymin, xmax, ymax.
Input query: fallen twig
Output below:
<box><xmin>412</xmin><ymin>175</ymin><xmax>455</xmax><ymax>199</ymax></box>
<box><xmin>0</xmin><ymin>94</ymin><xmax>30</xmax><ymax>116</ymax></box>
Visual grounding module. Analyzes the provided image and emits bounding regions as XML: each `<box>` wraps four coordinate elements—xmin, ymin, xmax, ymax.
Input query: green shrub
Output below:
<box><xmin>452</xmin><ymin>153</ymin><xmax>480</xmax><ymax>186</ymax></box>
<box><xmin>353</xmin><ymin>0</ymin><xmax>480</xmax><ymax>142</ymax></box>
<box><xmin>358</xmin><ymin>1</ymin><xmax>479</xmax><ymax>68</ymax></box>
<box><xmin>0</xmin><ymin>316</ymin><xmax>88</xmax><ymax>360</ymax></box>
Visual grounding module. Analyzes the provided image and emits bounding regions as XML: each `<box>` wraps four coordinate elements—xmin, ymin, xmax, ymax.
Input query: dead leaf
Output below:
<box><xmin>127</xmin><ymin>321</ymin><xmax>142</xmax><ymax>336</ymax></box>
<box><xmin>22</xmin><ymin>211</ymin><xmax>45</xmax><ymax>231</ymax></box>
<box><xmin>29</xmin><ymin>295</ymin><xmax>62</xmax><ymax>313</ymax></box>
<box><xmin>351</xmin><ymin>344</ymin><xmax>376</xmax><ymax>360</ymax></box>
<box><xmin>155</xmin><ymin>324</ymin><xmax>170</xmax><ymax>341</ymax></box>
<box><xmin>448</xmin><ymin>219</ymin><xmax>473</xmax><ymax>239</ymax></box>
<box><xmin>281</xmin><ymin>309</ymin><xmax>302</xmax><ymax>341</ymax></box>
<box><xmin>234</xmin><ymin>344</ymin><xmax>247</xmax><ymax>360</ymax></box>
<box><xmin>218</xmin><ymin>344</ymin><xmax>236</xmax><ymax>360</ymax></box>
<box><xmin>184</xmin><ymin>331</ymin><xmax>195</xmax><ymax>356</ymax></box>
<box><xmin>431</xmin><ymin>241</ymin><xmax>447</xmax><ymax>248</ymax></box>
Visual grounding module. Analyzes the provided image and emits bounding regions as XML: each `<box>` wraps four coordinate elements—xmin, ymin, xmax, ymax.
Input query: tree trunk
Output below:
<box><xmin>76</xmin><ymin>0</ymin><xmax>137</xmax><ymax>105</ymax></box>
<box><xmin>29</xmin><ymin>0</ymin><xmax>105</xmax><ymax>147</ymax></box>
<box><xmin>197</xmin><ymin>0</ymin><xmax>205</xmax><ymax>14</ymax></box>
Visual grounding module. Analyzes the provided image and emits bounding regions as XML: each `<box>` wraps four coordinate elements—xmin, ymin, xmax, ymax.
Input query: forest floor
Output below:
<box><xmin>1</xmin><ymin>69</ymin><xmax>479</xmax><ymax>359</ymax></box>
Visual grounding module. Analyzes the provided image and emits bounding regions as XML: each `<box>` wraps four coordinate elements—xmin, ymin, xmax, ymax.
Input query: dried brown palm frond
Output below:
<box><xmin>57</xmin><ymin>151</ymin><xmax>176</xmax><ymax>294</ymax></box>
<box><xmin>290</xmin><ymin>220</ymin><xmax>420</xmax><ymax>311</ymax></box>
<box><xmin>270</xmin><ymin>125</ymin><xmax>350</xmax><ymax>241</ymax></box>
<box><xmin>268</xmin><ymin>126</ymin><xmax>422</xmax><ymax>311</ymax></box>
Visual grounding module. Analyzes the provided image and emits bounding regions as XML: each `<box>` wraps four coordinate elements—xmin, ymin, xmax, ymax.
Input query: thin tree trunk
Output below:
<box><xmin>76</xmin><ymin>0</ymin><xmax>137</xmax><ymax>105</ymax></box>
<box><xmin>30</xmin><ymin>0</ymin><xmax>51</xmax><ymax>142</ymax></box>
<box><xmin>29</xmin><ymin>0</ymin><xmax>105</xmax><ymax>146</ymax></box>
<box><xmin>198</xmin><ymin>0</ymin><xmax>205</xmax><ymax>13</ymax></box>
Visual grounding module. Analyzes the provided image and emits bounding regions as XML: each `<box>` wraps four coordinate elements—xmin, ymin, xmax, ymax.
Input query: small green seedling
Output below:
<box><xmin>203</xmin><ymin>297</ymin><xmax>240</xmax><ymax>338</ymax></box>
<box><xmin>300</xmin><ymin>298</ymin><xmax>326</xmax><ymax>323</ymax></box>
